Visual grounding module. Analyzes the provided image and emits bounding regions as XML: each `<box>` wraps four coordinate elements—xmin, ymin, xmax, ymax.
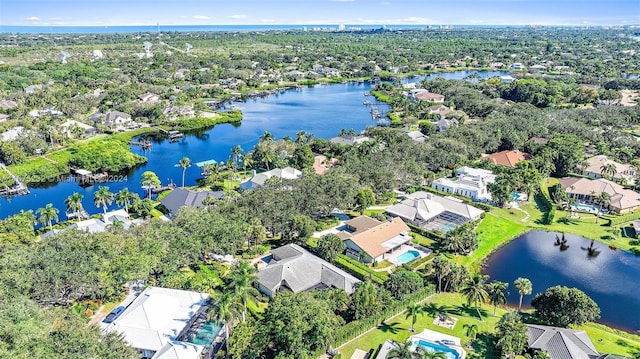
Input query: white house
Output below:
<box><xmin>102</xmin><ymin>287</ymin><xmax>211</xmax><ymax>359</ymax></box>
<box><xmin>431</xmin><ymin>166</ymin><xmax>496</xmax><ymax>202</ymax></box>
<box><xmin>105</xmin><ymin>111</ymin><xmax>133</xmax><ymax>131</ymax></box>
<box><xmin>0</xmin><ymin>126</ymin><xmax>24</xmax><ymax>142</ymax></box>
<box><xmin>509</xmin><ymin>62</ymin><xmax>525</xmax><ymax>70</ymax></box>
<box><xmin>60</xmin><ymin>120</ymin><xmax>97</xmax><ymax>137</ymax></box>
<box><xmin>139</xmin><ymin>92</ymin><xmax>160</xmax><ymax>103</ymax></box>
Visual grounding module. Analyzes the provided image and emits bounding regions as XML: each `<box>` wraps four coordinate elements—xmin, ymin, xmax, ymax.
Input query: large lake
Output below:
<box><xmin>0</xmin><ymin>70</ymin><xmax>509</xmax><ymax>219</ymax></box>
<box><xmin>483</xmin><ymin>230</ymin><xmax>640</xmax><ymax>333</ymax></box>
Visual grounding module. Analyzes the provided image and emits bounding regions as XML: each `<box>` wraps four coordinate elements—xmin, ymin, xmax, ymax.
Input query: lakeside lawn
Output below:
<box><xmin>338</xmin><ymin>293</ymin><xmax>640</xmax><ymax>359</ymax></box>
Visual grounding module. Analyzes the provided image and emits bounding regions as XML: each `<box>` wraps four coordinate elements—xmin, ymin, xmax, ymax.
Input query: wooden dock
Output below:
<box><xmin>168</xmin><ymin>130</ymin><xmax>184</xmax><ymax>142</ymax></box>
<box><xmin>128</xmin><ymin>140</ymin><xmax>152</xmax><ymax>149</ymax></box>
<box><xmin>0</xmin><ymin>163</ymin><xmax>29</xmax><ymax>197</ymax></box>
<box><xmin>73</xmin><ymin>168</ymin><xmax>109</xmax><ymax>185</ymax></box>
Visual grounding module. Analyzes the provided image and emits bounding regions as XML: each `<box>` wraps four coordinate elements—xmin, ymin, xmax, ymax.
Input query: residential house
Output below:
<box><xmin>489</xmin><ymin>62</ymin><xmax>505</xmax><ymax>69</ymax></box>
<box><xmin>163</xmin><ymin>105</ymin><xmax>195</xmax><ymax>119</ymax></box>
<box><xmin>483</xmin><ymin>150</ymin><xmax>531</xmax><ymax>167</ymax></box>
<box><xmin>25</xmin><ymin>84</ymin><xmax>44</xmax><ymax>94</ymax></box>
<box><xmin>139</xmin><ymin>92</ymin><xmax>160</xmax><ymax>103</ymax></box>
<box><xmin>313</xmin><ymin>154</ymin><xmax>337</xmax><ymax>175</ymax></box>
<box><xmin>0</xmin><ymin>114</ymin><xmax>9</xmax><ymax>122</ymax></box>
<box><xmin>285</xmin><ymin>70</ymin><xmax>305</xmax><ymax>80</ymax></box>
<box><xmin>160</xmin><ymin>188</ymin><xmax>224</xmax><ymax>217</ymax></box>
<box><xmin>60</xmin><ymin>120</ymin><xmax>97</xmax><ymax>138</ymax></box>
<box><xmin>530</xmin><ymin>64</ymin><xmax>548</xmax><ymax>72</ymax></box>
<box><xmin>581</xmin><ymin>155</ymin><xmax>636</xmax><ymax>183</ymax></box>
<box><xmin>500</xmin><ymin>75</ymin><xmax>516</xmax><ymax>83</ymax></box>
<box><xmin>431</xmin><ymin>166</ymin><xmax>496</xmax><ymax>202</ymax></box>
<box><xmin>337</xmin><ymin>216</ymin><xmax>412</xmax><ymax>263</ymax></box>
<box><xmin>239</xmin><ymin>167</ymin><xmax>303</xmax><ymax>192</ymax></box>
<box><xmin>0</xmin><ymin>99</ymin><xmax>18</xmax><ymax>110</ymax></box>
<box><xmin>559</xmin><ymin>177</ymin><xmax>640</xmax><ymax>214</ymax></box>
<box><xmin>414</xmin><ymin>92</ymin><xmax>445</xmax><ymax>103</ymax></box>
<box><xmin>102</xmin><ymin>287</ymin><xmax>211</xmax><ymax>359</ymax></box>
<box><xmin>403</xmin><ymin>130</ymin><xmax>427</xmax><ymax>143</ymax></box>
<box><xmin>1</xmin><ymin>126</ymin><xmax>24</xmax><ymax>142</ymax></box>
<box><xmin>87</xmin><ymin>111</ymin><xmax>104</xmax><ymax>125</ymax></box>
<box><xmin>428</xmin><ymin>104</ymin><xmax>453</xmax><ymax>117</ymax></box>
<box><xmin>329</xmin><ymin>135</ymin><xmax>371</xmax><ymax>146</ymax></box>
<box><xmin>509</xmin><ymin>62</ymin><xmax>525</xmax><ymax>70</ymax></box>
<box><xmin>434</xmin><ymin>117</ymin><xmax>459</xmax><ymax>132</ymax></box>
<box><xmin>323</xmin><ymin>67</ymin><xmax>341</xmax><ymax>77</ymax></box>
<box><xmin>632</xmin><ymin>221</ymin><xmax>640</xmax><ymax>239</ymax></box>
<box><xmin>255</xmin><ymin>243</ymin><xmax>361</xmax><ymax>297</ymax></box>
<box><xmin>526</xmin><ymin>324</ymin><xmax>600</xmax><ymax>359</ymax></box>
<box><xmin>105</xmin><ymin>111</ymin><xmax>133</xmax><ymax>131</ymax></box>
<box><xmin>386</xmin><ymin>191</ymin><xmax>484</xmax><ymax>232</ymax></box>
<box><xmin>41</xmin><ymin>210</ymin><xmax>143</xmax><ymax>239</ymax></box>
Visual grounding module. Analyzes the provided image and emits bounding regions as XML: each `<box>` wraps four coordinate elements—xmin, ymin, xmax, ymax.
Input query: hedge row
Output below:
<box><xmin>334</xmin><ymin>254</ymin><xmax>389</xmax><ymax>284</ymax></box>
<box><xmin>604</xmin><ymin>211</ymin><xmax>640</xmax><ymax>227</ymax></box>
<box><xmin>408</xmin><ymin>224</ymin><xmax>445</xmax><ymax>242</ymax></box>
<box><xmin>330</xmin><ymin>286</ymin><xmax>435</xmax><ymax>352</ymax></box>
<box><xmin>538</xmin><ymin>184</ymin><xmax>555</xmax><ymax>225</ymax></box>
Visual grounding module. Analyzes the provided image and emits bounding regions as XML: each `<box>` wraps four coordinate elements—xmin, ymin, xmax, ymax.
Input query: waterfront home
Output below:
<box><xmin>105</xmin><ymin>111</ymin><xmax>133</xmax><ymax>131</ymax></box>
<box><xmin>163</xmin><ymin>105</ymin><xmax>196</xmax><ymax>119</ymax></box>
<box><xmin>239</xmin><ymin>167</ymin><xmax>303</xmax><ymax>192</ymax></box>
<box><xmin>329</xmin><ymin>135</ymin><xmax>371</xmax><ymax>146</ymax></box>
<box><xmin>559</xmin><ymin>177</ymin><xmax>640</xmax><ymax>214</ymax></box>
<box><xmin>160</xmin><ymin>188</ymin><xmax>224</xmax><ymax>217</ymax></box>
<box><xmin>255</xmin><ymin>243</ymin><xmax>361</xmax><ymax>297</ymax></box>
<box><xmin>500</xmin><ymin>75</ymin><xmax>516</xmax><ymax>83</ymax></box>
<box><xmin>526</xmin><ymin>324</ymin><xmax>600</xmax><ymax>359</ymax></box>
<box><xmin>376</xmin><ymin>329</ymin><xmax>466</xmax><ymax>359</ymax></box>
<box><xmin>482</xmin><ymin>149</ymin><xmax>531</xmax><ymax>168</ymax></box>
<box><xmin>386</xmin><ymin>191</ymin><xmax>484</xmax><ymax>232</ymax></box>
<box><xmin>581</xmin><ymin>155</ymin><xmax>636</xmax><ymax>183</ymax></box>
<box><xmin>509</xmin><ymin>62</ymin><xmax>525</xmax><ymax>70</ymax></box>
<box><xmin>102</xmin><ymin>287</ymin><xmax>211</xmax><ymax>359</ymax></box>
<box><xmin>40</xmin><ymin>209</ymin><xmax>143</xmax><ymax>239</ymax></box>
<box><xmin>60</xmin><ymin>120</ymin><xmax>97</xmax><ymax>138</ymax></box>
<box><xmin>336</xmin><ymin>216</ymin><xmax>411</xmax><ymax>263</ymax></box>
<box><xmin>414</xmin><ymin>92</ymin><xmax>445</xmax><ymax>103</ymax></box>
<box><xmin>431</xmin><ymin>167</ymin><xmax>496</xmax><ymax>203</ymax></box>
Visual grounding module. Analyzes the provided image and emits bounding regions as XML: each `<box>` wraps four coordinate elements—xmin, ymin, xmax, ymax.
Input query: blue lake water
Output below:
<box><xmin>0</xmin><ymin>70</ymin><xmax>509</xmax><ymax>220</ymax></box>
<box><xmin>482</xmin><ymin>230</ymin><xmax>640</xmax><ymax>333</ymax></box>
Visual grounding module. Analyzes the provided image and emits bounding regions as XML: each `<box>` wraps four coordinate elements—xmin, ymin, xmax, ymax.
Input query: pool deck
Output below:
<box><xmin>387</xmin><ymin>244</ymin><xmax>432</xmax><ymax>266</ymax></box>
<box><xmin>410</xmin><ymin>329</ymin><xmax>466</xmax><ymax>359</ymax></box>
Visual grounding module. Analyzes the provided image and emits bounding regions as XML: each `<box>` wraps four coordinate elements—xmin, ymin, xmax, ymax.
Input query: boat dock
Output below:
<box><xmin>142</xmin><ymin>182</ymin><xmax>176</xmax><ymax>194</ymax></box>
<box><xmin>0</xmin><ymin>163</ymin><xmax>29</xmax><ymax>197</ymax></box>
<box><xmin>128</xmin><ymin>140</ymin><xmax>152</xmax><ymax>149</ymax></box>
<box><xmin>73</xmin><ymin>168</ymin><xmax>108</xmax><ymax>184</ymax></box>
<box><xmin>168</xmin><ymin>130</ymin><xmax>184</xmax><ymax>142</ymax></box>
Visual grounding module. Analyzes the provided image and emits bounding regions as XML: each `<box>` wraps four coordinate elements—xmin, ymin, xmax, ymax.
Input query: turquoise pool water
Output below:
<box><xmin>414</xmin><ymin>339</ymin><xmax>460</xmax><ymax>359</ymax></box>
<box><xmin>572</xmin><ymin>203</ymin><xmax>598</xmax><ymax>213</ymax></box>
<box><xmin>396</xmin><ymin>250</ymin><xmax>420</xmax><ymax>264</ymax></box>
<box><xmin>437</xmin><ymin>223</ymin><xmax>457</xmax><ymax>234</ymax></box>
<box><xmin>188</xmin><ymin>322</ymin><xmax>223</xmax><ymax>346</ymax></box>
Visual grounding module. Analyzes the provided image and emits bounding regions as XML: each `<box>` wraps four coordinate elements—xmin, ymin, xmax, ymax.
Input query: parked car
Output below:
<box><xmin>102</xmin><ymin>306</ymin><xmax>125</xmax><ymax>324</ymax></box>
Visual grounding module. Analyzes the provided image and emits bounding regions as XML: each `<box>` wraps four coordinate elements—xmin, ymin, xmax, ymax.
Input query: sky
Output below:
<box><xmin>0</xmin><ymin>0</ymin><xmax>638</xmax><ymax>27</ymax></box>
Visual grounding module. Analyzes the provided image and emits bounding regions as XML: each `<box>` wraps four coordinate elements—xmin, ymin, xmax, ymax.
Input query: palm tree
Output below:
<box><xmin>421</xmin><ymin>352</ymin><xmax>446</xmax><ymax>359</ymax></box>
<box><xmin>386</xmin><ymin>340</ymin><xmax>415</xmax><ymax>359</ymax></box>
<box><xmin>19</xmin><ymin>209</ymin><xmax>38</xmax><ymax>230</ymax></box>
<box><xmin>231</xmin><ymin>145</ymin><xmax>243</xmax><ymax>169</ymax></box>
<box><xmin>65</xmin><ymin>192</ymin><xmax>85</xmax><ymax>220</ymax></box>
<box><xmin>405</xmin><ymin>303</ymin><xmax>422</xmax><ymax>332</ymax></box>
<box><xmin>514</xmin><ymin>277</ymin><xmax>532</xmax><ymax>312</ymax></box>
<box><xmin>261</xmin><ymin>149</ymin><xmax>277</xmax><ymax>171</ymax></box>
<box><xmin>463</xmin><ymin>323</ymin><xmax>478</xmax><ymax>343</ymax></box>
<box><xmin>140</xmin><ymin>171</ymin><xmax>161</xmax><ymax>199</ymax></box>
<box><xmin>600</xmin><ymin>163</ymin><xmax>617</xmax><ymax>180</ymax></box>
<box><xmin>228</xmin><ymin>261</ymin><xmax>260</xmax><ymax>322</ymax></box>
<box><xmin>115</xmin><ymin>188</ymin><xmax>136</xmax><ymax>212</ymax></box>
<box><xmin>242</xmin><ymin>153</ymin><xmax>254</xmax><ymax>173</ymax></box>
<box><xmin>295</xmin><ymin>130</ymin><xmax>308</xmax><ymax>144</ymax></box>
<box><xmin>460</xmin><ymin>273</ymin><xmax>488</xmax><ymax>321</ymax></box>
<box><xmin>596</xmin><ymin>191</ymin><xmax>611</xmax><ymax>222</ymax></box>
<box><xmin>208</xmin><ymin>291</ymin><xmax>240</xmax><ymax>353</ymax></box>
<box><xmin>93</xmin><ymin>186</ymin><xmax>114</xmax><ymax>214</ymax></box>
<box><xmin>175</xmin><ymin>157</ymin><xmax>191</xmax><ymax>188</ymax></box>
<box><xmin>36</xmin><ymin>203</ymin><xmax>59</xmax><ymax>230</ymax></box>
<box><xmin>431</xmin><ymin>256</ymin><xmax>451</xmax><ymax>293</ymax></box>
<box><xmin>487</xmin><ymin>281</ymin><xmax>509</xmax><ymax>316</ymax></box>
<box><xmin>260</xmin><ymin>131</ymin><xmax>273</xmax><ymax>142</ymax></box>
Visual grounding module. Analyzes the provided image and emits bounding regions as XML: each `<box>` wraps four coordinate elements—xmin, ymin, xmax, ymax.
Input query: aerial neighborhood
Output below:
<box><xmin>0</xmin><ymin>16</ymin><xmax>639</xmax><ymax>359</ymax></box>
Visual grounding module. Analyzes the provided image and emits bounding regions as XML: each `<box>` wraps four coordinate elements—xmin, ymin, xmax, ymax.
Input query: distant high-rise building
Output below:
<box><xmin>338</xmin><ymin>23</ymin><xmax>345</xmax><ymax>31</ymax></box>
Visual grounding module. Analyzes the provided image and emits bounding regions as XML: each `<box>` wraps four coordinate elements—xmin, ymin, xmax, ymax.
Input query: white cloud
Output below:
<box><xmin>193</xmin><ymin>15</ymin><xmax>210</xmax><ymax>20</ymax></box>
<box><xmin>26</xmin><ymin>16</ymin><xmax>40</xmax><ymax>21</ymax></box>
<box><xmin>228</xmin><ymin>14</ymin><xmax>248</xmax><ymax>19</ymax></box>
<box><xmin>402</xmin><ymin>16</ymin><xmax>427</xmax><ymax>23</ymax></box>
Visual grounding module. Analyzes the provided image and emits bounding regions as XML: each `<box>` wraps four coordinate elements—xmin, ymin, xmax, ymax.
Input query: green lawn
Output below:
<box><xmin>338</xmin><ymin>293</ymin><xmax>506</xmax><ymax>359</ymax></box>
<box><xmin>338</xmin><ymin>293</ymin><xmax>640</xmax><ymax>359</ymax></box>
<box><xmin>449</xmin><ymin>214</ymin><xmax>528</xmax><ymax>270</ymax></box>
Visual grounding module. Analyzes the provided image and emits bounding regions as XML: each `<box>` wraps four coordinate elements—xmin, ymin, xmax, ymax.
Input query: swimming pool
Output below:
<box><xmin>571</xmin><ymin>203</ymin><xmax>598</xmax><ymax>213</ymax></box>
<box><xmin>188</xmin><ymin>322</ymin><xmax>223</xmax><ymax>346</ymax></box>
<box><xmin>437</xmin><ymin>223</ymin><xmax>457</xmax><ymax>234</ymax></box>
<box><xmin>414</xmin><ymin>339</ymin><xmax>460</xmax><ymax>359</ymax></box>
<box><xmin>396</xmin><ymin>250</ymin><xmax>421</xmax><ymax>264</ymax></box>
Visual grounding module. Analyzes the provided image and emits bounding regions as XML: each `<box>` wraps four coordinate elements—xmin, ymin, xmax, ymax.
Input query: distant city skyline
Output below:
<box><xmin>1</xmin><ymin>0</ymin><xmax>638</xmax><ymax>27</ymax></box>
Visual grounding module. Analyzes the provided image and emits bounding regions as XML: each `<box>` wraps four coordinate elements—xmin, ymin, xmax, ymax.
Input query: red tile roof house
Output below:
<box><xmin>414</xmin><ymin>92</ymin><xmax>446</xmax><ymax>103</ymax></box>
<box><xmin>482</xmin><ymin>150</ymin><xmax>532</xmax><ymax>167</ymax></box>
<box><xmin>336</xmin><ymin>216</ymin><xmax>412</xmax><ymax>264</ymax></box>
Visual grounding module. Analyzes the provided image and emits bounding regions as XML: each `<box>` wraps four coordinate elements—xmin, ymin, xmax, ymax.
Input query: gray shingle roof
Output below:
<box><xmin>257</xmin><ymin>244</ymin><xmax>361</xmax><ymax>296</ymax></box>
<box><xmin>160</xmin><ymin>188</ymin><xmax>223</xmax><ymax>215</ymax></box>
<box><xmin>526</xmin><ymin>324</ymin><xmax>599</xmax><ymax>359</ymax></box>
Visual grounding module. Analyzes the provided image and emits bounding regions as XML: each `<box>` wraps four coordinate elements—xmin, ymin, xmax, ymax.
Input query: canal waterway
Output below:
<box><xmin>483</xmin><ymin>230</ymin><xmax>640</xmax><ymax>333</ymax></box>
<box><xmin>0</xmin><ymin>70</ymin><xmax>509</xmax><ymax>219</ymax></box>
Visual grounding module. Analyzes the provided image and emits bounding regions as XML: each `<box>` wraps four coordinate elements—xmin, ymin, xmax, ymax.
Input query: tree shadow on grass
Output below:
<box><xmin>452</xmin><ymin>303</ymin><xmax>489</xmax><ymax>321</ymax></box>
<box><xmin>422</xmin><ymin>303</ymin><xmax>452</xmax><ymax>317</ymax></box>
<box><xmin>379</xmin><ymin>321</ymin><xmax>403</xmax><ymax>334</ymax></box>
<box><xmin>470</xmin><ymin>332</ymin><xmax>500</xmax><ymax>359</ymax></box>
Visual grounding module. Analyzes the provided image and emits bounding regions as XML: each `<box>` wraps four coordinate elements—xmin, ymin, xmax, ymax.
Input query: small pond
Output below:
<box><xmin>483</xmin><ymin>230</ymin><xmax>640</xmax><ymax>333</ymax></box>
